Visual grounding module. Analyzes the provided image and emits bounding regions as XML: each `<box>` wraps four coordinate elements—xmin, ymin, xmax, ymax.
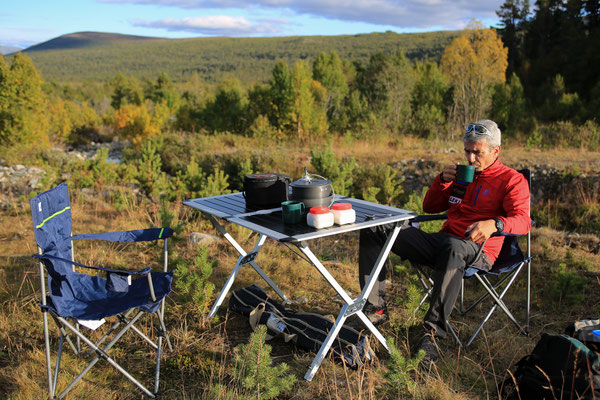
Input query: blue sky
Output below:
<box><xmin>1</xmin><ymin>0</ymin><xmax>505</xmax><ymax>49</ymax></box>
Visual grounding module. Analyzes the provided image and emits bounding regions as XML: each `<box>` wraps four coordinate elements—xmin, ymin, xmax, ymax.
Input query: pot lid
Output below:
<box><xmin>290</xmin><ymin>178</ymin><xmax>331</xmax><ymax>187</ymax></box>
<box><xmin>245</xmin><ymin>173</ymin><xmax>278</xmax><ymax>183</ymax></box>
<box><xmin>290</xmin><ymin>167</ymin><xmax>331</xmax><ymax>187</ymax></box>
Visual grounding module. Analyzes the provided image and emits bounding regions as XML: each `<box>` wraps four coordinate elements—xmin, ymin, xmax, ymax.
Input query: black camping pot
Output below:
<box><xmin>289</xmin><ymin>169</ymin><xmax>334</xmax><ymax>209</ymax></box>
<box><xmin>243</xmin><ymin>173</ymin><xmax>290</xmax><ymax>209</ymax></box>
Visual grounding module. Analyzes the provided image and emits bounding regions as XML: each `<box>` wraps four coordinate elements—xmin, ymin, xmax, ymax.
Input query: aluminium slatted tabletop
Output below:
<box><xmin>183</xmin><ymin>192</ymin><xmax>416</xmax><ymax>243</ymax></box>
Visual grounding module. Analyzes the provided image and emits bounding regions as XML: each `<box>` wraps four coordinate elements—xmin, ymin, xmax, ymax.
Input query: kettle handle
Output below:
<box><xmin>309</xmin><ymin>173</ymin><xmax>335</xmax><ymax>206</ymax></box>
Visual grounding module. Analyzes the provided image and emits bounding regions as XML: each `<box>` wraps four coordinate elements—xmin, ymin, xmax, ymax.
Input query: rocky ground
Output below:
<box><xmin>2</xmin><ymin>142</ymin><xmax>599</xmax><ymax>208</ymax></box>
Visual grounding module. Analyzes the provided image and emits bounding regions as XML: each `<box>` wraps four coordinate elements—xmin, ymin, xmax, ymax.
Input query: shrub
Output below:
<box><xmin>310</xmin><ymin>144</ymin><xmax>358</xmax><ymax>196</ymax></box>
<box><xmin>209</xmin><ymin>325</ymin><xmax>296</xmax><ymax>400</ymax></box>
<box><xmin>546</xmin><ymin>263</ymin><xmax>588</xmax><ymax>308</ymax></box>
<box><xmin>200</xmin><ymin>168</ymin><xmax>231</xmax><ymax>198</ymax></box>
<box><xmin>70</xmin><ymin>148</ymin><xmax>119</xmax><ymax>189</ymax></box>
<box><xmin>174</xmin><ymin>247</ymin><xmax>215</xmax><ymax>319</ymax></box>
<box><xmin>135</xmin><ymin>139</ymin><xmax>169</xmax><ymax>199</ymax></box>
<box><xmin>391</xmin><ymin>264</ymin><xmax>428</xmax><ymax>329</ymax></box>
<box><xmin>105</xmin><ymin>100</ymin><xmax>168</xmax><ymax>147</ymax></box>
<box><xmin>402</xmin><ymin>187</ymin><xmax>445</xmax><ymax>233</ymax></box>
<box><xmin>360</xmin><ymin>164</ymin><xmax>404</xmax><ymax>206</ymax></box>
<box><xmin>383</xmin><ymin>337</ymin><xmax>422</xmax><ymax>397</ymax></box>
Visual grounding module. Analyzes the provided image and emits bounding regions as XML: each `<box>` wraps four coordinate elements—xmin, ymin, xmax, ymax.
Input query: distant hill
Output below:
<box><xmin>24</xmin><ymin>31</ymin><xmax>459</xmax><ymax>85</ymax></box>
<box><xmin>1</xmin><ymin>45</ymin><xmax>22</xmax><ymax>55</ymax></box>
<box><xmin>25</xmin><ymin>31</ymin><xmax>163</xmax><ymax>51</ymax></box>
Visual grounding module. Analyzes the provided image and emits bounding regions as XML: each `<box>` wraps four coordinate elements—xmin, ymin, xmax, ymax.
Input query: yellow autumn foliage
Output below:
<box><xmin>441</xmin><ymin>20</ymin><xmax>508</xmax><ymax>129</ymax></box>
<box><xmin>106</xmin><ymin>100</ymin><xmax>169</xmax><ymax>146</ymax></box>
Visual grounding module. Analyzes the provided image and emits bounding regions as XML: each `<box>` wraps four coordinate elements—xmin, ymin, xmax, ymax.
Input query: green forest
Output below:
<box><xmin>23</xmin><ymin>30</ymin><xmax>458</xmax><ymax>84</ymax></box>
<box><xmin>1</xmin><ymin>0</ymin><xmax>599</xmax><ymax>159</ymax></box>
<box><xmin>1</xmin><ymin>1</ymin><xmax>600</xmax><ymax>399</ymax></box>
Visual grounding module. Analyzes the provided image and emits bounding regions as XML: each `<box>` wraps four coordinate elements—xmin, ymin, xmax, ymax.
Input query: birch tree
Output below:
<box><xmin>441</xmin><ymin>20</ymin><xmax>508</xmax><ymax>135</ymax></box>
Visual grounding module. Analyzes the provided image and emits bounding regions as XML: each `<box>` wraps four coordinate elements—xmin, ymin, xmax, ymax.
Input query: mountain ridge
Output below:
<box><xmin>22</xmin><ymin>30</ymin><xmax>460</xmax><ymax>84</ymax></box>
<box><xmin>24</xmin><ymin>31</ymin><xmax>166</xmax><ymax>51</ymax></box>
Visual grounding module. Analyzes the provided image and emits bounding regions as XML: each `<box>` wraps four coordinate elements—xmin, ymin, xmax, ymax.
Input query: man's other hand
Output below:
<box><xmin>465</xmin><ymin>220</ymin><xmax>497</xmax><ymax>243</ymax></box>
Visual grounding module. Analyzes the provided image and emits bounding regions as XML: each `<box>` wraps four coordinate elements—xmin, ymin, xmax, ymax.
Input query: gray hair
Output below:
<box><xmin>463</xmin><ymin>119</ymin><xmax>501</xmax><ymax>149</ymax></box>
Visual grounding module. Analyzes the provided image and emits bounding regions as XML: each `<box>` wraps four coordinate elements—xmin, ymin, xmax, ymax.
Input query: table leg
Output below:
<box><xmin>353</xmin><ymin>223</ymin><xmax>402</xmax><ymax>339</ymax></box>
<box><xmin>297</xmin><ymin>222</ymin><xmax>403</xmax><ymax>380</ymax></box>
<box><xmin>304</xmin><ymin>304</ymin><xmax>349</xmax><ymax>381</ymax></box>
<box><xmin>205</xmin><ymin>215</ymin><xmax>290</xmax><ymax>319</ymax></box>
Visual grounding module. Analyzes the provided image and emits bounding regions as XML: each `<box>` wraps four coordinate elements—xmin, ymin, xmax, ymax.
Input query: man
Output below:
<box><xmin>358</xmin><ymin>119</ymin><xmax>531</xmax><ymax>363</ymax></box>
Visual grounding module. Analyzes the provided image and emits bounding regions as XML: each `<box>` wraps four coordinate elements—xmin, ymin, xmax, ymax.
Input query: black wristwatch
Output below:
<box><xmin>493</xmin><ymin>218</ymin><xmax>504</xmax><ymax>233</ymax></box>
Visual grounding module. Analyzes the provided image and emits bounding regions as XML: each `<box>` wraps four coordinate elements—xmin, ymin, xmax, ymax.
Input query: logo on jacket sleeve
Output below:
<box><xmin>449</xmin><ymin>196</ymin><xmax>462</xmax><ymax>204</ymax></box>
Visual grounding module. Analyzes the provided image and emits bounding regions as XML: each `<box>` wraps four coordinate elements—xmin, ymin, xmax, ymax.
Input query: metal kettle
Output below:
<box><xmin>289</xmin><ymin>168</ymin><xmax>334</xmax><ymax>209</ymax></box>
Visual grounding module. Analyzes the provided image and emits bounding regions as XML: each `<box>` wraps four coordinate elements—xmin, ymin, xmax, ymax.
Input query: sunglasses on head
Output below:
<box><xmin>465</xmin><ymin>123</ymin><xmax>491</xmax><ymax>135</ymax></box>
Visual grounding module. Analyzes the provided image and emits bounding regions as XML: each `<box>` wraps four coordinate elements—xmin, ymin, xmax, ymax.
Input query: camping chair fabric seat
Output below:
<box><xmin>29</xmin><ymin>182</ymin><xmax>174</xmax><ymax>399</ymax></box>
<box><xmin>464</xmin><ymin>233</ymin><xmax>532</xmax><ymax>278</ymax></box>
<box><xmin>35</xmin><ymin>254</ymin><xmax>172</xmax><ymax>320</ymax></box>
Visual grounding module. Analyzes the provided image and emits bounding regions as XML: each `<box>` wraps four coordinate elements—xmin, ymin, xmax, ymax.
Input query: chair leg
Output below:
<box><xmin>525</xmin><ymin>259</ymin><xmax>531</xmax><ymax>334</ymax></box>
<box><xmin>154</xmin><ymin>334</ymin><xmax>163</xmax><ymax>395</ymax></box>
<box><xmin>157</xmin><ymin>304</ymin><xmax>173</xmax><ymax>352</ymax></box>
<box><xmin>465</xmin><ymin>267</ymin><xmax>527</xmax><ymax>347</ymax></box>
<box><xmin>54</xmin><ymin>313</ymin><xmax>156</xmax><ymax>399</ymax></box>
<box><xmin>53</xmin><ymin>334</ymin><xmax>65</xmax><ymax>397</ymax></box>
<box><xmin>43</xmin><ymin>310</ymin><xmax>55</xmax><ymax>398</ymax></box>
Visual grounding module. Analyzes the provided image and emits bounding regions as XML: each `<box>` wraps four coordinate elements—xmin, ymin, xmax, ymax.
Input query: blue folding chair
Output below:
<box><xmin>30</xmin><ymin>183</ymin><xmax>174</xmax><ymax>399</ymax></box>
<box><xmin>412</xmin><ymin>169</ymin><xmax>533</xmax><ymax>347</ymax></box>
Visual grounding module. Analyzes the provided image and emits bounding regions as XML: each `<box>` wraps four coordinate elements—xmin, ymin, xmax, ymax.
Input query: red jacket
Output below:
<box><xmin>423</xmin><ymin>159</ymin><xmax>531</xmax><ymax>264</ymax></box>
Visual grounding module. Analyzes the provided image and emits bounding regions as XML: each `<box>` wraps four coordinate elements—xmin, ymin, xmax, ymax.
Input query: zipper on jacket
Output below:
<box><xmin>473</xmin><ymin>185</ymin><xmax>482</xmax><ymax>206</ymax></box>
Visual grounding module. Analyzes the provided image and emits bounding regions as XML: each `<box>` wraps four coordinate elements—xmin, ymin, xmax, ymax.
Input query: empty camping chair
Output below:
<box><xmin>30</xmin><ymin>183</ymin><xmax>174</xmax><ymax>399</ymax></box>
<box><xmin>412</xmin><ymin>169</ymin><xmax>533</xmax><ymax>347</ymax></box>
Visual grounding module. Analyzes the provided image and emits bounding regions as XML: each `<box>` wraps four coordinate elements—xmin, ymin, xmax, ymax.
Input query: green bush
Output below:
<box><xmin>359</xmin><ymin>164</ymin><xmax>404</xmax><ymax>206</ymax></box>
<box><xmin>209</xmin><ymin>325</ymin><xmax>296</xmax><ymax>400</ymax></box>
<box><xmin>135</xmin><ymin>139</ymin><xmax>168</xmax><ymax>199</ymax></box>
<box><xmin>546</xmin><ymin>263</ymin><xmax>588</xmax><ymax>308</ymax></box>
<box><xmin>383</xmin><ymin>337</ymin><xmax>422</xmax><ymax>397</ymax></box>
<box><xmin>70</xmin><ymin>148</ymin><xmax>119</xmax><ymax>189</ymax></box>
<box><xmin>310</xmin><ymin>144</ymin><xmax>358</xmax><ymax>196</ymax></box>
<box><xmin>530</xmin><ymin>120</ymin><xmax>600</xmax><ymax>150</ymax></box>
<box><xmin>403</xmin><ymin>187</ymin><xmax>445</xmax><ymax>233</ymax></box>
<box><xmin>174</xmin><ymin>247</ymin><xmax>215</xmax><ymax>316</ymax></box>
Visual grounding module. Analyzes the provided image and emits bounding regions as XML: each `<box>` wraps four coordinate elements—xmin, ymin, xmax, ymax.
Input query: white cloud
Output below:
<box><xmin>100</xmin><ymin>0</ymin><xmax>503</xmax><ymax>30</ymax></box>
<box><xmin>133</xmin><ymin>16</ymin><xmax>283</xmax><ymax>35</ymax></box>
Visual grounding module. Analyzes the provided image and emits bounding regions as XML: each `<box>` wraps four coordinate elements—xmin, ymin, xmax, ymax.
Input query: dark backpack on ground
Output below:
<box><xmin>504</xmin><ymin>323</ymin><xmax>600</xmax><ymax>399</ymax></box>
<box><xmin>228</xmin><ymin>284</ymin><xmax>374</xmax><ymax>369</ymax></box>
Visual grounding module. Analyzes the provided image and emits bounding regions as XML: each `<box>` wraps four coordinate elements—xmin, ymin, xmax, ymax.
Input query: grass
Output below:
<box><xmin>1</xmin><ymin>136</ymin><xmax>600</xmax><ymax>399</ymax></box>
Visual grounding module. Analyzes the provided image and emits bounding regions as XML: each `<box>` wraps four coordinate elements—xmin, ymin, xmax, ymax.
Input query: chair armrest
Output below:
<box><xmin>32</xmin><ymin>254</ymin><xmax>152</xmax><ymax>292</ymax></box>
<box><xmin>32</xmin><ymin>253</ymin><xmax>152</xmax><ymax>275</ymax></box>
<box><xmin>70</xmin><ymin>227</ymin><xmax>173</xmax><ymax>243</ymax></box>
<box><xmin>411</xmin><ymin>214</ymin><xmax>448</xmax><ymax>223</ymax></box>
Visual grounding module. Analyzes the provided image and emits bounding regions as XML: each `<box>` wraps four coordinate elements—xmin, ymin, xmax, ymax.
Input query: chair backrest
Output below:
<box><xmin>468</xmin><ymin>168</ymin><xmax>532</xmax><ymax>276</ymax></box>
<box><xmin>30</xmin><ymin>182</ymin><xmax>73</xmax><ymax>263</ymax></box>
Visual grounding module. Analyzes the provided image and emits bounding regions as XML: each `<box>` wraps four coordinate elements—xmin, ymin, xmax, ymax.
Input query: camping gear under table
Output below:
<box><xmin>183</xmin><ymin>192</ymin><xmax>416</xmax><ymax>381</ymax></box>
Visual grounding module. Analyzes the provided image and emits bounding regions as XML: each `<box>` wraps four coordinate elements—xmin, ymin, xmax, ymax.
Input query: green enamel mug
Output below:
<box><xmin>281</xmin><ymin>200</ymin><xmax>305</xmax><ymax>224</ymax></box>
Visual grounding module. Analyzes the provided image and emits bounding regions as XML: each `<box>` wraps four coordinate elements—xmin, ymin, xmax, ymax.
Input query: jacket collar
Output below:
<box><xmin>476</xmin><ymin>158</ymin><xmax>502</xmax><ymax>177</ymax></box>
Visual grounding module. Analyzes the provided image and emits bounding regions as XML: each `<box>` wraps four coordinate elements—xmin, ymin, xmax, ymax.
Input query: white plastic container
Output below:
<box><xmin>306</xmin><ymin>206</ymin><xmax>334</xmax><ymax>229</ymax></box>
<box><xmin>331</xmin><ymin>202</ymin><xmax>356</xmax><ymax>225</ymax></box>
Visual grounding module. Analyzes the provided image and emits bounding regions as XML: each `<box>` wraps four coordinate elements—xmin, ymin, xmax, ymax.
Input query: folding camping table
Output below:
<box><xmin>183</xmin><ymin>192</ymin><xmax>416</xmax><ymax>381</ymax></box>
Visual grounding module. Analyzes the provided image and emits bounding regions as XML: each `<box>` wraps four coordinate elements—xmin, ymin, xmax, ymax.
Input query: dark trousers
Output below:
<box><xmin>359</xmin><ymin>225</ymin><xmax>490</xmax><ymax>338</ymax></box>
